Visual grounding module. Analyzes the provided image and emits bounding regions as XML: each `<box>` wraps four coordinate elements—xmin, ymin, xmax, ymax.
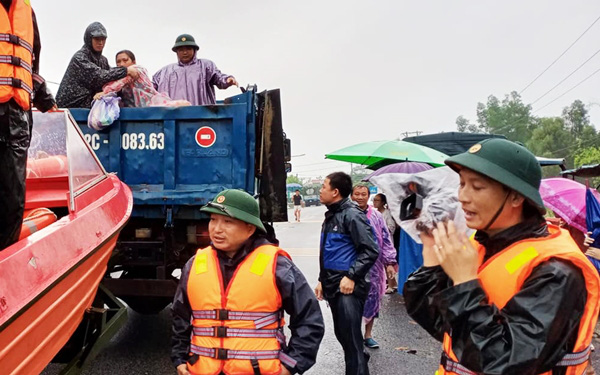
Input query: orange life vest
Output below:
<box><xmin>0</xmin><ymin>0</ymin><xmax>34</xmax><ymax>110</ymax></box>
<box><xmin>186</xmin><ymin>244</ymin><xmax>291</xmax><ymax>375</ymax></box>
<box><xmin>438</xmin><ymin>225</ymin><xmax>600</xmax><ymax>375</ymax></box>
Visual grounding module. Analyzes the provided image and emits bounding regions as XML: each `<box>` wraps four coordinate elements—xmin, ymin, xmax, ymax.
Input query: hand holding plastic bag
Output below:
<box><xmin>87</xmin><ymin>92</ymin><xmax>121</xmax><ymax>131</ymax></box>
<box><xmin>370</xmin><ymin>167</ymin><xmax>472</xmax><ymax>243</ymax></box>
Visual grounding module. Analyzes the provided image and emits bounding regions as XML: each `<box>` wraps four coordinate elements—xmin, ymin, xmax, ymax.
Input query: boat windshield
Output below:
<box><xmin>29</xmin><ymin>111</ymin><xmax>106</xmax><ymax>197</ymax></box>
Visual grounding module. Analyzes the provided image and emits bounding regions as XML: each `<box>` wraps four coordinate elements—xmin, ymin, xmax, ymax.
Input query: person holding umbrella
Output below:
<box><xmin>404</xmin><ymin>139</ymin><xmax>600</xmax><ymax>374</ymax></box>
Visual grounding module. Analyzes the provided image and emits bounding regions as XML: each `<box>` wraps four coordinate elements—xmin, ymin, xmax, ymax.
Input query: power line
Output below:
<box><xmin>530</xmin><ymin>47</ymin><xmax>600</xmax><ymax>105</ymax></box>
<box><xmin>534</xmin><ymin>65</ymin><xmax>600</xmax><ymax>113</ymax></box>
<box><xmin>470</xmin><ymin>66</ymin><xmax>600</xmax><ymax>138</ymax></box>
<box><xmin>520</xmin><ymin>13</ymin><xmax>600</xmax><ymax>94</ymax></box>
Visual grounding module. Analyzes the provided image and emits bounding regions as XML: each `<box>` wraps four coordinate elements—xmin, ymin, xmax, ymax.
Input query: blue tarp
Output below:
<box><xmin>585</xmin><ymin>189</ymin><xmax>600</xmax><ymax>274</ymax></box>
<box><xmin>397</xmin><ymin>228</ymin><xmax>423</xmax><ymax>295</ymax></box>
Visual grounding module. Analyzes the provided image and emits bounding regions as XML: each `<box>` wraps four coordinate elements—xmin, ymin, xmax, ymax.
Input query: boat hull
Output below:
<box><xmin>0</xmin><ymin>175</ymin><xmax>132</xmax><ymax>375</ymax></box>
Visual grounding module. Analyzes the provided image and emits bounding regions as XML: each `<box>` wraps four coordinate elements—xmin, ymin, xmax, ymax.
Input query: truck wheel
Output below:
<box><xmin>124</xmin><ymin>296</ymin><xmax>170</xmax><ymax>315</ymax></box>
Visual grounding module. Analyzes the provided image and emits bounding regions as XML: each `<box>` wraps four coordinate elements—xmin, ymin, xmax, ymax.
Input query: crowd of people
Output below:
<box><xmin>2</xmin><ymin>4</ymin><xmax>599</xmax><ymax>374</ymax></box>
<box><xmin>56</xmin><ymin>23</ymin><xmax>238</xmax><ymax>109</ymax></box>
<box><xmin>171</xmin><ymin>140</ymin><xmax>600</xmax><ymax>375</ymax></box>
<box><xmin>0</xmin><ymin>16</ymin><xmax>239</xmax><ymax>252</ymax></box>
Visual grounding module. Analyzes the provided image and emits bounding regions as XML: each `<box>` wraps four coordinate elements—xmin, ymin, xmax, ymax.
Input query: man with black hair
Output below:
<box><xmin>292</xmin><ymin>190</ymin><xmax>303</xmax><ymax>222</ymax></box>
<box><xmin>315</xmin><ymin>172</ymin><xmax>378</xmax><ymax>375</ymax></box>
<box><xmin>172</xmin><ymin>189</ymin><xmax>324</xmax><ymax>375</ymax></box>
<box><xmin>405</xmin><ymin>139</ymin><xmax>600</xmax><ymax>374</ymax></box>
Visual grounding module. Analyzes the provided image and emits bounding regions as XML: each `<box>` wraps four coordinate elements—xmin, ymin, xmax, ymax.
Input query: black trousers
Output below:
<box><xmin>328</xmin><ymin>293</ymin><xmax>370</xmax><ymax>375</ymax></box>
<box><xmin>0</xmin><ymin>100</ymin><xmax>31</xmax><ymax>249</ymax></box>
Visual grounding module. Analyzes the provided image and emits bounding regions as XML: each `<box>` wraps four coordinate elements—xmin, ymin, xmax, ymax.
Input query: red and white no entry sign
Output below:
<box><xmin>195</xmin><ymin>126</ymin><xmax>217</xmax><ymax>148</ymax></box>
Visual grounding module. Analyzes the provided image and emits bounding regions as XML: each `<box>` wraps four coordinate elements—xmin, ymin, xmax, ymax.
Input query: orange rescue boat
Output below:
<box><xmin>0</xmin><ymin>110</ymin><xmax>133</xmax><ymax>375</ymax></box>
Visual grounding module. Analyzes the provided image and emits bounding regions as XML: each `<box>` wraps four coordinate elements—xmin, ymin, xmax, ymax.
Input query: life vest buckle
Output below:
<box><xmin>215</xmin><ymin>348</ymin><xmax>228</xmax><ymax>360</ymax></box>
<box><xmin>214</xmin><ymin>326</ymin><xmax>227</xmax><ymax>338</ymax></box>
<box><xmin>11</xmin><ymin>77</ymin><xmax>22</xmax><ymax>89</ymax></box>
<box><xmin>10</xmin><ymin>55</ymin><xmax>21</xmax><ymax>67</ymax></box>
<box><xmin>215</xmin><ymin>308</ymin><xmax>229</xmax><ymax>320</ymax></box>
<box><xmin>7</xmin><ymin>34</ymin><xmax>20</xmax><ymax>46</ymax></box>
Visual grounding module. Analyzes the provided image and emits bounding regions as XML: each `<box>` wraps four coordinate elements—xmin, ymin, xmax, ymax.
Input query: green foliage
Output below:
<box><xmin>574</xmin><ymin>146</ymin><xmax>600</xmax><ymax>168</ymax></box>
<box><xmin>286</xmin><ymin>174</ymin><xmax>303</xmax><ymax>185</ymax></box>
<box><xmin>473</xmin><ymin>91</ymin><xmax>535</xmax><ymax>143</ymax></box>
<box><xmin>455</xmin><ymin>115</ymin><xmax>479</xmax><ymax>133</ymax></box>
<box><xmin>350</xmin><ymin>164</ymin><xmax>370</xmax><ymax>184</ymax></box>
<box><xmin>458</xmin><ymin>95</ymin><xmax>600</xmax><ymax>172</ymax></box>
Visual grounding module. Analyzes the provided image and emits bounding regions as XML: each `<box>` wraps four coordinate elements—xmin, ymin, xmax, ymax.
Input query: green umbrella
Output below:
<box><xmin>325</xmin><ymin>140</ymin><xmax>448</xmax><ymax>168</ymax></box>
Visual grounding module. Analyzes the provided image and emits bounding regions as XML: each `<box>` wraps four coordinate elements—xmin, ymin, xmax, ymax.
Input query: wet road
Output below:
<box><xmin>43</xmin><ymin>205</ymin><xmax>600</xmax><ymax>374</ymax></box>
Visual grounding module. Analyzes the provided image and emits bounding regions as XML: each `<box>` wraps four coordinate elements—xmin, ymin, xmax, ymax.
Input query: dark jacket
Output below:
<box><xmin>55</xmin><ymin>22</ymin><xmax>127</xmax><ymax>108</ymax></box>
<box><xmin>403</xmin><ymin>217</ymin><xmax>587</xmax><ymax>375</ymax></box>
<box><xmin>171</xmin><ymin>234</ymin><xmax>325</xmax><ymax>374</ymax></box>
<box><xmin>319</xmin><ymin>197</ymin><xmax>379</xmax><ymax>300</ymax></box>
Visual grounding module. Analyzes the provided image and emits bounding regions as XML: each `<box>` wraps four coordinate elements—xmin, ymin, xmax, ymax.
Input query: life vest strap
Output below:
<box><xmin>190</xmin><ymin>344</ymin><xmax>281</xmax><ymax>360</ymax></box>
<box><xmin>0</xmin><ymin>33</ymin><xmax>33</xmax><ymax>54</ymax></box>
<box><xmin>440</xmin><ymin>344</ymin><xmax>592</xmax><ymax>373</ymax></box>
<box><xmin>440</xmin><ymin>352</ymin><xmax>480</xmax><ymax>375</ymax></box>
<box><xmin>192</xmin><ymin>326</ymin><xmax>280</xmax><ymax>338</ymax></box>
<box><xmin>0</xmin><ymin>55</ymin><xmax>32</xmax><ymax>73</ymax></box>
<box><xmin>555</xmin><ymin>345</ymin><xmax>592</xmax><ymax>367</ymax></box>
<box><xmin>192</xmin><ymin>309</ymin><xmax>283</xmax><ymax>329</ymax></box>
<box><xmin>0</xmin><ymin>77</ymin><xmax>32</xmax><ymax>94</ymax></box>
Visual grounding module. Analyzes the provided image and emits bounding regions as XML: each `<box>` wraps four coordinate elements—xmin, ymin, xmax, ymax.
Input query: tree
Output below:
<box><xmin>286</xmin><ymin>174</ymin><xmax>302</xmax><ymax>185</ymax></box>
<box><xmin>562</xmin><ymin>100</ymin><xmax>590</xmax><ymax>138</ymax></box>
<box><xmin>575</xmin><ymin>146</ymin><xmax>600</xmax><ymax>168</ymax></box>
<box><xmin>455</xmin><ymin>115</ymin><xmax>479</xmax><ymax>133</ymax></box>
<box><xmin>350</xmin><ymin>164</ymin><xmax>370</xmax><ymax>185</ymax></box>
<box><xmin>476</xmin><ymin>92</ymin><xmax>535</xmax><ymax>143</ymax></box>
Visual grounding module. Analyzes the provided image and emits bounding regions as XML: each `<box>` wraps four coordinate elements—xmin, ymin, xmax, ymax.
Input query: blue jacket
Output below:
<box><xmin>319</xmin><ymin>198</ymin><xmax>379</xmax><ymax>299</ymax></box>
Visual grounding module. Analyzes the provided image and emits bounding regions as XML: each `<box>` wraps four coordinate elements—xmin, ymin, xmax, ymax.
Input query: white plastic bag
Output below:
<box><xmin>87</xmin><ymin>93</ymin><xmax>121</xmax><ymax>131</ymax></box>
<box><xmin>370</xmin><ymin>167</ymin><xmax>473</xmax><ymax>243</ymax></box>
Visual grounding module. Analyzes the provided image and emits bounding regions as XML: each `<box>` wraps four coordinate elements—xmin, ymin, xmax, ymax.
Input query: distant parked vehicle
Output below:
<box><xmin>304</xmin><ymin>195</ymin><xmax>321</xmax><ymax>207</ymax></box>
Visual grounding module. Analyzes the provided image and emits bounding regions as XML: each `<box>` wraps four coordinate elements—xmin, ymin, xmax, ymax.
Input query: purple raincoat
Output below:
<box><xmin>363</xmin><ymin>206</ymin><xmax>397</xmax><ymax>323</ymax></box>
<box><xmin>152</xmin><ymin>55</ymin><xmax>234</xmax><ymax>105</ymax></box>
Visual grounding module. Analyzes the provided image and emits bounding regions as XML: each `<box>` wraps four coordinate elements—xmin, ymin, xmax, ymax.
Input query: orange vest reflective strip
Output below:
<box><xmin>439</xmin><ymin>225</ymin><xmax>600</xmax><ymax>375</ymax></box>
<box><xmin>186</xmin><ymin>244</ymin><xmax>292</xmax><ymax>375</ymax></box>
<box><xmin>0</xmin><ymin>0</ymin><xmax>34</xmax><ymax>110</ymax></box>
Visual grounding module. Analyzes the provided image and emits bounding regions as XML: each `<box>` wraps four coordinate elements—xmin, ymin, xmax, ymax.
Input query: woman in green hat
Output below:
<box><xmin>403</xmin><ymin>139</ymin><xmax>600</xmax><ymax>375</ymax></box>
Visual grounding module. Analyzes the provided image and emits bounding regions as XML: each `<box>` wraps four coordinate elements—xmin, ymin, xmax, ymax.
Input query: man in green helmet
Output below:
<box><xmin>171</xmin><ymin>189</ymin><xmax>324</xmax><ymax>375</ymax></box>
<box><xmin>403</xmin><ymin>139</ymin><xmax>600</xmax><ymax>374</ymax></box>
<box><xmin>152</xmin><ymin>33</ymin><xmax>237</xmax><ymax>106</ymax></box>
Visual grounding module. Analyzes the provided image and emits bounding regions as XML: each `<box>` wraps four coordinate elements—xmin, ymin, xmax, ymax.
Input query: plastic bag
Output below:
<box><xmin>370</xmin><ymin>167</ymin><xmax>473</xmax><ymax>243</ymax></box>
<box><xmin>87</xmin><ymin>93</ymin><xmax>121</xmax><ymax>131</ymax></box>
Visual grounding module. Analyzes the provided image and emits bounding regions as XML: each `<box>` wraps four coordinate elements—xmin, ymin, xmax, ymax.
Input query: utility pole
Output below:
<box><xmin>400</xmin><ymin>131</ymin><xmax>422</xmax><ymax>139</ymax></box>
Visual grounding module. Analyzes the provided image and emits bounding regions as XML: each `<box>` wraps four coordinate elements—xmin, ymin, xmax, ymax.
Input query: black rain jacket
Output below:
<box><xmin>403</xmin><ymin>217</ymin><xmax>588</xmax><ymax>375</ymax></box>
<box><xmin>55</xmin><ymin>22</ymin><xmax>126</xmax><ymax>108</ymax></box>
<box><xmin>319</xmin><ymin>197</ymin><xmax>379</xmax><ymax>300</ymax></box>
<box><xmin>171</xmin><ymin>234</ymin><xmax>325</xmax><ymax>374</ymax></box>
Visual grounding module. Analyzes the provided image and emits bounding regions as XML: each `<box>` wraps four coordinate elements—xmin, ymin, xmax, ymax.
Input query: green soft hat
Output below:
<box><xmin>445</xmin><ymin>138</ymin><xmax>546</xmax><ymax>214</ymax></box>
<box><xmin>172</xmin><ymin>34</ymin><xmax>200</xmax><ymax>52</ymax></box>
<box><xmin>200</xmin><ymin>189</ymin><xmax>266</xmax><ymax>233</ymax></box>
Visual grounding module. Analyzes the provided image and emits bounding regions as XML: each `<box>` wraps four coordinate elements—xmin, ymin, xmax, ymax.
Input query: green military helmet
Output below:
<box><xmin>172</xmin><ymin>33</ymin><xmax>200</xmax><ymax>52</ymax></box>
<box><xmin>445</xmin><ymin>138</ymin><xmax>546</xmax><ymax>214</ymax></box>
<box><xmin>200</xmin><ymin>189</ymin><xmax>266</xmax><ymax>233</ymax></box>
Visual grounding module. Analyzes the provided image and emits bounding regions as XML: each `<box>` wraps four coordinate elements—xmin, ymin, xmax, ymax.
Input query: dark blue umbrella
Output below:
<box><xmin>585</xmin><ymin>188</ymin><xmax>600</xmax><ymax>273</ymax></box>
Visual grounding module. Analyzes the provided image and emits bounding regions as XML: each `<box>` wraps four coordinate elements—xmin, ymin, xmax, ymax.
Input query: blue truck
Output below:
<box><xmin>71</xmin><ymin>87</ymin><xmax>290</xmax><ymax>313</ymax></box>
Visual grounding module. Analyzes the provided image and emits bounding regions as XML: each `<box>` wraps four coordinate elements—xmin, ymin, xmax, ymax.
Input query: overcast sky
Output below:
<box><xmin>34</xmin><ymin>0</ymin><xmax>600</xmax><ymax>179</ymax></box>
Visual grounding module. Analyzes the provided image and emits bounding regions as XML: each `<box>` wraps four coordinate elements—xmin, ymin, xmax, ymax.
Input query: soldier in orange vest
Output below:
<box><xmin>404</xmin><ymin>139</ymin><xmax>600</xmax><ymax>374</ymax></box>
<box><xmin>0</xmin><ymin>0</ymin><xmax>56</xmax><ymax>249</ymax></box>
<box><xmin>171</xmin><ymin>189</ymin><xmax>324</xmax><ymax>375</ymax></box>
